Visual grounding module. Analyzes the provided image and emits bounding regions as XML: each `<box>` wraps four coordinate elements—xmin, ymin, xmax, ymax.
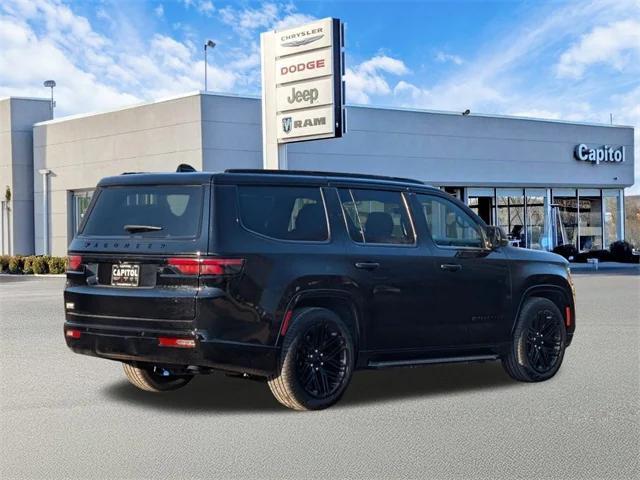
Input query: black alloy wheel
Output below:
<box><xmin>524</xmin><ymin>309</ymin><xmax>563</xmax><ymax>374</ymax></box>
<box><xmin>294</xmin><ymin>321</ymin><xmax>349</xmax><ymax>398</ymax></box>
<box><xmin>268</xmin><ymin>307</ymin><xmax>355</xmax><ymax>410</ymax></box>
<box><xmin>502</xmin><ymin>297</ymin><xmax>567</xmax><ymax>382</ymax></box>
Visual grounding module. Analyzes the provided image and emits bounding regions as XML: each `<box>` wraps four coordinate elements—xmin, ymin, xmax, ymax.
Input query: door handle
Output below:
<box><xmin>440</xmin><ymin>263</ymin><xmax>463</xmax><ymax>272</ymax></box>
<box><xmin>355</xmin><ymin>262</ymin><xmax>380</xmax><ymax>271</ymax></box>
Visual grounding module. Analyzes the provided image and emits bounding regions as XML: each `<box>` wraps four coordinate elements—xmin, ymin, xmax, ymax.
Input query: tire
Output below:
<box><xmin>268</xmin><ymin>307</ymin><xmax>355</xmax><ymax>411</ymax></box>
<box><xmin>502</xmin><ymin>297</ymin><xmax>567</xmax><ymax>382</ymax></box>
<box><xmin>122</xmin><ymin>363</ymin><xmax>193</xmax><ymax>392</ymax></box>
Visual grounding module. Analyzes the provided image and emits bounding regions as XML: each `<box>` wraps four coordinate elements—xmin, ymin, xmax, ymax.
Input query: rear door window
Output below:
<box><xmin>237</xmin><ymin>186</ymin><xmax>328</xmax><ymax>241</ymax></box>
<box><xmin>339</xmin><ymin>189</ymin><xmax>415</xmax><ymax>245</ymax></box>
<box><xmin>81</xmin><ymin>185</ymin><xmax>204</xmax><ymax>238</ymax></box>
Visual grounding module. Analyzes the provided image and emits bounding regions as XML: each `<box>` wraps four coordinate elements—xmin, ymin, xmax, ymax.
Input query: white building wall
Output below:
<box><xmin>29</xmin><ymin>92</ymin><xmax>635</xmax><ymax>256</ymax></box>
<box><xmin>33</xmin><ymin>93</ymin><xmax>204</xmax><ymax>256</ymax></box>
<box><xmin>0</xmin><ymin>98</ymin><xmax>51</xmax><ymax>255</ymax></box>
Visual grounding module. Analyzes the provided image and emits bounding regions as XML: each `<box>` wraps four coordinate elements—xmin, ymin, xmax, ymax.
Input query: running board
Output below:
<box><xmin>367</xmin><ymin>354</ymin><xmax>499</xmax><ymax>369</ymax></box>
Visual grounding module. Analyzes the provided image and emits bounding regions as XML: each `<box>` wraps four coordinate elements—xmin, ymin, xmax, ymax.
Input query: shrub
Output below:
<box><xmin>610</xmin><ymin>240</ymin><xmax>635</xmax><ymax>262</ymax></box>
<box><xmin>552</xmin><ymin>244</ymin><xmax>577</xmax><ymax>261</ymax></box>
<box><xmin>0</xmin><ymin>255</ymin><xmax>10</xmax><ymax>272</ymax></box>
<box><xmin>587</xmin><ymin>249</ymin><xmax>613</xmax><ymax>262</ymax></box>
<box><xmin>22</xmin><ymin>256</ymin><xmax>37</xmax><ymax>274</ymax></box>
<box><xmin>47</xmin><ymin>256</ymin><xmax>67</xmax><ymax>274</ymax></box>
<box><xmin>8</xmin><ymin>256</ymin><xmax>23</xmax><ymax>274</ymax></box>
<box><xmin>32</xmin><ymin>256</ymin><xmax>49</xmax><ymax>274</ymax></box>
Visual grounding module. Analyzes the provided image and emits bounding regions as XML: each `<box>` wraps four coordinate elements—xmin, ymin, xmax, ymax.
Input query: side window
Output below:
<box><xmin>339</xmin><ymin>189</ymin><xmax>414</xmax><ymax>245</ymax></box>
<box><xmin>237</xmin><ymin>186</ymin><xmax>328</xmax><ymax>241</ymax></box>
<box><xmin>417</xmin><ymin>194</ymin><xmax>484</xmax><ymax>248</ymax></box>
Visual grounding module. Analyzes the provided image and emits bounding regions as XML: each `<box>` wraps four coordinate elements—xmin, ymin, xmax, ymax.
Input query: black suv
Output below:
<box><xmin>64</xmin><ymin>169</ymin><xmax>576</xmax><ymax>410</ymax></box>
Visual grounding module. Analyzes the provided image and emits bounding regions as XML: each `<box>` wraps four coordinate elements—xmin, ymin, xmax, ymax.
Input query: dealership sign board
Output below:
<box><xmin>261</xmin><ymin>18</ymin><xmax>345</xmax><ymax>168</ymax></box>
<box><xmin>574</xmin><ymin>144</ymin><xmax>626</xmax><ymax>164</ymax></box>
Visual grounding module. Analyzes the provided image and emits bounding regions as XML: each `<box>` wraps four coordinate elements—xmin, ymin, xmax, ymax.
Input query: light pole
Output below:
<box><xmin>204</xmin><ymin>40</ymin><xmax>216</xmax><ymax>91</ymax></box>
<box><xmin>43</xmin><ymin>80</ymin><xmax>56</xmax><ymax>118</ymax></box>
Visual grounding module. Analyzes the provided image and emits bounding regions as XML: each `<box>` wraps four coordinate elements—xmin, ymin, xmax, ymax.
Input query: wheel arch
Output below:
<box><xmin>512</xmin><ymin>283</ymin><xmax>573</xmax><ymax>336</ymax></box>
<box><xmin>277</xmin><ymin>290</ymin><xmax>362</xmax><ymax>352</ymax></box>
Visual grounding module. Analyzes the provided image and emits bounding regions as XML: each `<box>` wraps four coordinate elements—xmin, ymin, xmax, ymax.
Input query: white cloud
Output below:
<box><xmin>180</xmin><ymin>0</ymin><xmax>215</xmax><ymax>17</ymax></box>
<box><xmin>556</xmin><ymin>19</ymin><xmax>640</xmax><ymax>78</ymax></box>
<box><xmin>197</xmin><ymin>1</ymin><xmax>214</xmax><ymax>16</ymax></box>
<box><xmin>435</xmin><ymin>51</ymin><xmax>463</xmax><ymax>65</ymax></box>
<box><xmin>219</xmin><ymin>2</ymin><xmax>315</xmax><ymax>37</ymax></box>
<box><xmin>346</xmin><ymin>55</ymin><xmax>409</xmax><ymax>104</ymax></box>
<box><xmin>154</xmin><ymin>4</ymin><xmax>164</xmax><ymax>18</ymax></box>
<box><xmin>0</xmin><ymin>0</ymin><xmax>250</xmax><ymax>115</ymax></box>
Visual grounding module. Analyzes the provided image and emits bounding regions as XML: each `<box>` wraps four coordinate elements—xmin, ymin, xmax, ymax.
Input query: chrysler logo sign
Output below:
<box><xmin>280</xmin><ymin>27</ymin><xmax>324</xmax><ymax>48</ymax></box>
<box><xmin>574</xmin><ymin>144</ymin><xmax>625</xmax><ymax>164</ymax></box>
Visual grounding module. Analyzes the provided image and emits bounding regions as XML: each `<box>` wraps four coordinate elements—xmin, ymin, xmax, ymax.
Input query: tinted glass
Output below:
<box><xmin>339</xmin><ymin>189</ymin><xmax>414</xmax><ymax>245</ymax></box>
<box><xmin>238</xmin><ymin>186</ymin><xmax>328</xmax><ymax>241</ymax></box>
<box><xmin>417</xmin><ymin>194</ymin><xmax>483</xmax><ymax>248</ymax></box>
<box><xmin>81</xmin><ymin>185</ymin><xmax>203</xmax><ymax>237</ymax></box>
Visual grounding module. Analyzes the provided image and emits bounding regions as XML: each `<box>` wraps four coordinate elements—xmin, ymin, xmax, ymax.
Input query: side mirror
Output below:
<box><xmin>484</xmin><ymin>225</ymin><xmax>509</xmax><ymax>250</ymax></box>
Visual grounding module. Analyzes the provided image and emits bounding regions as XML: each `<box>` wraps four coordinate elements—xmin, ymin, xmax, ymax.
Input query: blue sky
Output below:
<box><xmin>1</xmin><ymin>0</ymin><xmax>639</xmax><ymax>191</ymax></box>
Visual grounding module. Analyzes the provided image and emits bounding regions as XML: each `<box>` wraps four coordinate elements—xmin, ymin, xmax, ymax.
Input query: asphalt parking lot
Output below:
<box><xmin>1</xmin><ymin>274</ymin><xmax>638</xmax><ymax>480</ymax></box>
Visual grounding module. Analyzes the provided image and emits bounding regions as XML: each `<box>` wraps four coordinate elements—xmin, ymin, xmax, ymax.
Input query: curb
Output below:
<box><xmin>0</xmin><ymin>273</ymin><xmax>66</xmax><ymax>278</ymax></box>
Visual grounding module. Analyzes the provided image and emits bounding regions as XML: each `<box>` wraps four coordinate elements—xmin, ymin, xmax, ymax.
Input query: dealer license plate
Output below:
<box><xmin>111</xmin><ymin>263</ymin><xmax>140</xmax><ymax>287</ymax></box>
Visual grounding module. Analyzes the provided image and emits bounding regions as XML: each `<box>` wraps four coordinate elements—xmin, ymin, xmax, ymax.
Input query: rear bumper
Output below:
<box><xmin>64</xmin><ymin>322</ymin><xmax>279</xmax><ymax>377</ymax></box>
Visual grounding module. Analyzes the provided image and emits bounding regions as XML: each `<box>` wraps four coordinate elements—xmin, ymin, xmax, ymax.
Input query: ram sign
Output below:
<box><xmin>261</xmin><ymin>17</ymin><xmax>345</xmax><ymax>168</ymax></box>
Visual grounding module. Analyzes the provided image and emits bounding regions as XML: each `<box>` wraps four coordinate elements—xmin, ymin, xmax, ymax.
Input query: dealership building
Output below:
<box><xmin>0</xmin><ymin>91</ymin><xmax>635</xmax><ymax>257</ymax></box>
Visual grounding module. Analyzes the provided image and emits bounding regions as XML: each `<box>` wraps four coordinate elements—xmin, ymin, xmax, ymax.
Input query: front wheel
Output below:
<box><xmin>122</xmin><ymin>363</ymin><xmax>193</xmax><ymax>392</ymax></box>
<box><xmin>268</xmin><ymin>307</ymin><xmax>355</xmax><ymax>411</ymax></box>
<box><xmin>502</xmin><ymin>297</ymin><xmax>567</xmax><ymax>382</ymax></box>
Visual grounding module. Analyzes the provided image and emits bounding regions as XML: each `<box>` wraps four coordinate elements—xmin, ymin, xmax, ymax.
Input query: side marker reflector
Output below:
<box><xmin>565</xmin><ymin>306</ymin><xmax>572</xmax><ymax>327</ymax></box>
<box><xmin>280</xmin><ymin>310</ymin><xmax>293</xmax><ymax>336</ymax></box>
<box><xmin>66</xmin><ymin>329</ymin><xmax>81</xmax><ymax>339</ymax></box>
<box><xmin>158</xmin><ymin>337</ymin><xmax>196</xmax><ymax>348</ymax></box>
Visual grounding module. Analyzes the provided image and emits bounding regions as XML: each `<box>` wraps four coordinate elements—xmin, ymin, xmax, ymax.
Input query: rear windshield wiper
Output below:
<box><xmin>124</xmin><ymin>224</ymin><xmax>163</xmax><ymax>233</ymax></box>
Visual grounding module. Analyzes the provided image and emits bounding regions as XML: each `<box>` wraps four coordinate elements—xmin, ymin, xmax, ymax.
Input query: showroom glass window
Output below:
<box><xmin>417</xmin><ymin>194</ymin><xmax>484</xmax><ymax>248</ymax></box>
<box><xmin>237</xmin><ymin>186</ymin><xmax>328</xmax><ymax>241</ymax></box>
<box><xmin>525</xmin><ymin>189</ymin><xmax>547</xmax><ymax>250</ymax></box>
<box><xmin>578</xmin><ymin>189</ymin><xmax>603</xmax><ymax>251</ymax></box>
<box><xmin>72</xmin><ymin>190</ymin><xmax>94</xmax><ymax>233</ymax></box>
<box><xmin>339</xmin><ymin>189</ymin><xmax>414</xmax><ymax>244</ymax></box>
<box><xmin>467</xmin><ymin>187</ymin><xmax>495</xmax><ymax>225</ymax></box>
<box><xmin>496</xmin><ymin>189</ymin><xmax>525</xmax><ymax>246</ymax></box>
<box><xmin>603</xmin><ymin>190</ymin><xmax>621</xmax><ymax>248</ymax></box>
<box><xmin>552</xmin><ymin>189</ymin><xmax>579</xmax><ymax>249</ymax></box>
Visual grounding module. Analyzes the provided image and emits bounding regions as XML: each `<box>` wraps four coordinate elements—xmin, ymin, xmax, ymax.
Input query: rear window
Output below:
<box><xmin>237</xmin><ymin>185</ymin><xmax>328</xmax><ymax>241</ymax></box>
<box><xmin>80</xmin><ymin>185</ymin><xmax>204</xmax><ymax>238</ymax></box>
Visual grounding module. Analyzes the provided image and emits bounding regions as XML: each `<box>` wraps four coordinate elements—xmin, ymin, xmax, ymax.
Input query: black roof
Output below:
<box><xmin>98</xmin><ymin>169</ymin><xmax>435</xmax><ymax>190</ymax></box>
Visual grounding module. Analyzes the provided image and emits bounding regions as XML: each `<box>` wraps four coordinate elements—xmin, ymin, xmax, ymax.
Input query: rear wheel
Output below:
<box><xmin>122</xmin><ymin>363</ymin><xmax>193</xmax><ymax>392</ymax></box>
<box><xmin>502</xmin><ymin>297</ymin><xmax>567</xmax><ymax>382</ymax></box>
<box><xmin>268</xmin><ymin>307</ymin><xmax>355</xmax><ymax>411</ymax></box>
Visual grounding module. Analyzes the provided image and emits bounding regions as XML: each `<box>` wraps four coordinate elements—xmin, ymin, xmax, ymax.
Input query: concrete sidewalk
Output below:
<box><xmin>570</xmin><ymin>261</ymin><xmax>640</xmax><ymax>274</ymax></box>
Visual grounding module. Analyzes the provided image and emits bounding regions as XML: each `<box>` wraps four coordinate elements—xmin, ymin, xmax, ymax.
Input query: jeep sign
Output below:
<box><xmin>261</xmin><ymin>17</ymin><xmax>345</xmax><ymax>167</ymax></box>
<box><xmin>276</xmin><ymin>77</ymin><xmax>333</xmax><ymax>113</ymax></box>
<box><xmin>574</xmin><ymin>144</ymin><xmax>626</xmax><ymax>164</ymax></box>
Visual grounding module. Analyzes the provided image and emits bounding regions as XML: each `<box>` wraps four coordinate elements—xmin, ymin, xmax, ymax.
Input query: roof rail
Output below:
<box><xmin>121</xmin><ymin>171</ymin><xmax>147</xmax><ymax>175</ymax></box>
<box><xmin>224</xmin><ymin>169</ymin><xmax>425</xmax><ymax>185</ymax></box>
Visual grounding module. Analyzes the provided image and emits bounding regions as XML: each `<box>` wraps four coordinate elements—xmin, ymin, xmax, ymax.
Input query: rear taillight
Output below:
<box><xmin>167</xmin><ymin>258</ymin><xmax>244</xmax><ymax>276</ymax></box>
<box><xmin>67</xmin><ymin>255</ymin><xmax>82</xmax><ymax>271</ymax></box>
